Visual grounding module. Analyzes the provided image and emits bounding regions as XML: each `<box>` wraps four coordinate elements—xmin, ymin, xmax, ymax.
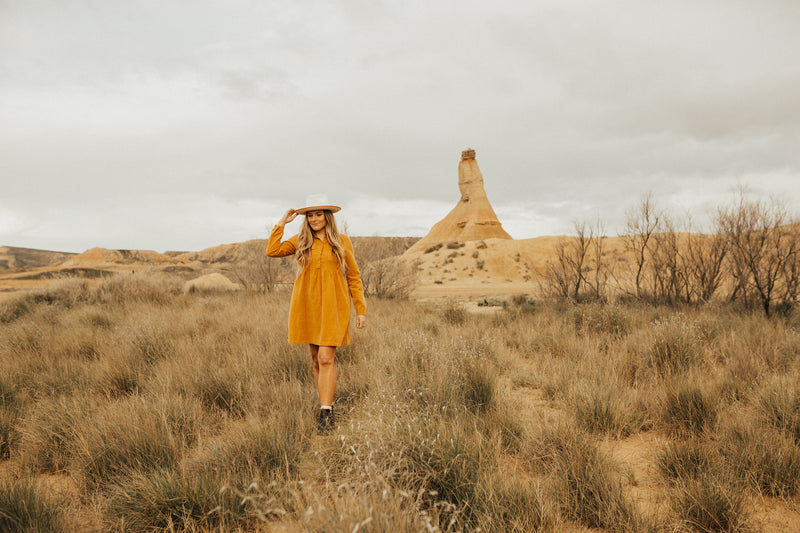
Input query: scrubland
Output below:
<box><xmin>1</xmin><ymin>275</ymin><xmax>800</xmax><ymax>532</ymax></box>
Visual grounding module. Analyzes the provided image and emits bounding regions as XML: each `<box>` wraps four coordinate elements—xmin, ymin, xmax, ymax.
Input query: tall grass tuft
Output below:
<box><xmin>572</xmin><ymin>303</ymin><xmax>634</xmax><ymax>338</ymax></box>
<box><xmin>201</xmin><ymin>409</ymin><xmax>312</xmax><ymax>483</ymax></box>
<box><xmin>92</xmin><ymin>273</ymin><xmax>182</xmax><ymax>306</ymax></box>
<box><xmin>194</xmin><ymin>367</ymin><xmax>246</xmax><ymax>417</ymax></box>
<box><xmin>106</xmin><ymin>468</ymin><xmax>244</xmax><ymax>531</ymax></box>
<box><xmin>754</xmin><ymin>374</ymin><xmax>800</xmax><ymax>442</ymax></box>
<box><xmin>393</xmin><ymin>412</ymin><xmax>485</xmax><ymax>519</ymax></box>
<box><xmin>656</xmin><ymin>439</ymin><xmax>714</xmax><ymax>481</ymax></box>
<box><xmin>671</xmin><ymin>473</ymin><xmax>749</xmax><ymax>532</ymax></box>
<box><xmin>647</xmin><ymin>315</ymin><xmax>702</xmax><ymax>375</ymax></box>
<box><xmin>476</xmin><ymin>474</ymin><xmax>554</xmax><ymax>532</ymax></box>
<box><xmin>0</xmin><ymin>477</ymin><xmax>71</xmax><ymax>532</ymax></box>
<box><xmin>0</xmin><ymin>378</ymin><xmax>18</xmax><ymax>459</ymax></box>
<box><xmin>129</xmin><ymin>324</ymin><xmax>175</xmax><ymax>365</ymax></box>
<box><xmin>0</xmin><ymin>406</ymin><xmax>19</xmax><ymax>459</ymax></box>
<box><xmin>268</xmin><ymin>345</ymin><xmax>313</xmax><ymax>384</ymax></box>
<box><xmin>0</xmin><ymin>296</ymin><xmax>35</xmax><ymax>324</ymax></box>
<box><xmin>72</xmin><ymin>396</ymin><xmax>181</xmax><ymax>493</ymax></box>
<box><xmin>570</xmin><ymin>383</ymin><xmax>645</xmax><ymax>438</ymax></box>
<box><xmin>538</xmin><ymin>423</ymin><xmax>647</xmax><ymax>531</ymax></box>
<box><xmin>718</xmin><ymin>420</ymin><xmax>800</xmax><ymax>498</ymax></box>
<box><xmin>325</xmin><ymin>404</ymin><xmax>495</xmax><ymax>529</ymax></box>
<box><xmin>21</xmin><ymin>396</ymin><xmax>90</xmax><ymax>473</ymax></box>
<box><xmin>292</xmin><ymin>478</ymin><xmax>454</xmax><ymax>533</ymax></box>
<box><xmin>660</xmin><ymin>381</ymin><xmax>718</xmax><ymax>436</ymax></box>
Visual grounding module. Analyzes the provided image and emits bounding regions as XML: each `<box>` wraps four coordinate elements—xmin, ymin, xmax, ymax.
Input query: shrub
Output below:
<box><xmin>442</xmin><ymin>302</ymin><xmax>467</xmax><ymax>326</ymax></box>
<box><xmin>462</xmin><ymin>358</ymin><xmax>496</xmax><ymax>412</ymax></box>
<box><xmin>396</xmin><ymin>413</ymin><xmax>484</xmax><ymax>514</ymax></box>
<box><xmin>0</xmin><ymin>297</ymin><xmax>34</xmax><ymax>324</ymax></box>
<box><xmin>0</xmin><ymin>477</ymin><xmax>71</xmax><ymax>533</ymax></box>
<box><xmin>92</xmin><ymin>273</ymin><xmax>181</xmax><ymax>306</ymax></box>
<box><xmin>424</xmin><ymin>243</ymin><xmax>443</xmax><ymax>253</ymax></box>
<box><xmin>325</xmin><ymin>405</ymin><xmax>494</xmax><ymax>529</ymax></box>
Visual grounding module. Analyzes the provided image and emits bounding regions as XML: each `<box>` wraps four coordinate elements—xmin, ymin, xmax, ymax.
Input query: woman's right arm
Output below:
<box><xmin>266</xmin><ymin>209</ymin><xmax>299</xmax><ymax>257</ymax></box>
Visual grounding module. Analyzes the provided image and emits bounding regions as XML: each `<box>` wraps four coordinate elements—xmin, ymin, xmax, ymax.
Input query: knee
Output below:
<box><xmin>317</xmin><ymin>351</ymin><xmax>335</xmax><ymax>368</ymax></box>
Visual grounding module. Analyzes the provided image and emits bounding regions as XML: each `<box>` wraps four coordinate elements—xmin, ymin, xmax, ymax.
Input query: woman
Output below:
<box><xmin>266</xmin><ymin>194</ymin><xmax>366</xmax><ymax>432</ymax></box>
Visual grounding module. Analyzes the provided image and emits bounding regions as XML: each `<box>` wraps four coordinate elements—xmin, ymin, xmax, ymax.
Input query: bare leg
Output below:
<box><xmin>316</xmin><ymin>345</ymin><xmax>337</xmax><ymax>407</ymax></box>
<box><xmin>309</xmin><ymin>344</ymin><xmax>320</xmax><ymax>388</ymax></box>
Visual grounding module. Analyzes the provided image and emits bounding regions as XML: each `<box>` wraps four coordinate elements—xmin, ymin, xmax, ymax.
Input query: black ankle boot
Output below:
<box><xmin>318</xmin><ymin>408</ymin><xmax>334</xmax><ymax>433</ymax></box>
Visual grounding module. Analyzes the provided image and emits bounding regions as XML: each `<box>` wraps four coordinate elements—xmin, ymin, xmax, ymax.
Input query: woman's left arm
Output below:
<box><xmin>343</xmin><ymin>236</ymin><xmax>366</xmax><ymax>327</ymax></box>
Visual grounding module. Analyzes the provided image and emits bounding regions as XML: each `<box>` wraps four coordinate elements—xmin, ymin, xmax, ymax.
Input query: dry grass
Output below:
<box><xmin>1</xmin><ymin>275</ymin><xmax>800</xmax><ymax>531</ymax></box>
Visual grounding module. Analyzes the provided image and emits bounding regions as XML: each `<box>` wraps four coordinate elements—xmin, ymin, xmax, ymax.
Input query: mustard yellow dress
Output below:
<box><xmin>266</xmin><ymin>225</ymin><xmax>366</xmax><ymax>346</ymax></box>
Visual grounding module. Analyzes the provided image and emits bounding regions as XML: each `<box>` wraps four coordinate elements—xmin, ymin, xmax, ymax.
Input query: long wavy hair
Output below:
<box><xmin>295</xmin><ymin>210</ymin><xmax>346</xmax><ymax>273</ymax></box>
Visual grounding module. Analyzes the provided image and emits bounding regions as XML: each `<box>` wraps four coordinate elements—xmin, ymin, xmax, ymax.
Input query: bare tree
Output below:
<box><xmin>649</xmin><ymin>214</ymin><xmax>685</xmax><ymax>303</ymax></box>
<box><xmin>624</xmin><ymin>193</ymin><xmax>661</xmax><ymax>299</ymax></box>
<box><xmin>718</xmin><ymin>190</ymin><xmax>800</xmax><ymax>316</ymax></box>
<box><xmin>586</xmin><ymin>219</ymin><xmax>610</xmax><ymax>301</ymax></box>
<box><xmin>361</xmin><ymin>257</ymin><xmax>416</xmax><ymax>298</ymax></box>
<box><xmin>682</xmin><ymin>215</ymin><xmax>728</xmax><ymax>303</ymax></box>
<box><xmin>544</xmin><ymin>238</ymin><xmax>579</xmax><ymax>299</ymax></box>
<box><xmin>543</xmin><ymin>220</ymin><xmax>610</xmax><ymax>301</ymax></box>
<box><xmin>231</xmin><ymin>240</ymin><xmax>278</xmax><ymax>292</ymax></box>
<box><xmin>352</xmin><ymin>236</ymin><xmax>417</xmax><ymax>299</ymax></box>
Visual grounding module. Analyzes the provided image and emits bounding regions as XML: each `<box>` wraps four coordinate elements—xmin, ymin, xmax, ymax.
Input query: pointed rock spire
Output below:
<box><xmin>408</xmin><ymin>149</ymin><xmax>512</xmax><ymax>253</ymax></box>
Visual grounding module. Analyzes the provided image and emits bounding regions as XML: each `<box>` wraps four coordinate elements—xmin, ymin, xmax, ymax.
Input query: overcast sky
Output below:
<box><xmin>2</xmin><ymin>0</ymin><xmax>799</xmax><ymax>253</ymax></box>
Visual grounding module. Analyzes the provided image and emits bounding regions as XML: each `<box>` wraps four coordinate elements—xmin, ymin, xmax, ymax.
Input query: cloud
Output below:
<box><xmin>1</xmin><ymin>0</ymin><xmax>798</xmax><ymax>252</ymax></box>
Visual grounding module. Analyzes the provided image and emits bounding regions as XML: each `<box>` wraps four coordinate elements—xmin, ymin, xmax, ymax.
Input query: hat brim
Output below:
<box><xmin>295</xmin><ymin>205</ymin><xmax>341</xmax><ymax>214</ymax></box>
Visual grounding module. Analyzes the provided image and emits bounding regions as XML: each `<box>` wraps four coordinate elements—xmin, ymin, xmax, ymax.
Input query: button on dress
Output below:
<box><xmin>267</xmin><ymin>225</ymin><xmax>366</xmax><ymax>346</ymax></box>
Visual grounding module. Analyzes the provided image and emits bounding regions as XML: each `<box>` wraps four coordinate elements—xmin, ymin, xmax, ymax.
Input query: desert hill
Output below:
<box><xmin>402</xmin><ymin>233</ymin><xmax>630</xmax><ymax>300</ymax></box>
<box><xmin>0</xmin><ymin>236</ymin><xmax>423</xmax><ymax>300</ymax></box>
<box><xmin>0</xmin><ymin>246</ymin><xmax>76</xmax><ymax>271</ymax></box>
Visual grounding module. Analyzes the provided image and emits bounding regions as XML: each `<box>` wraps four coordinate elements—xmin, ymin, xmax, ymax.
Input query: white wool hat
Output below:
<box><xmin>295</xmin><ymin>193</ymin><xmax>341</xmax><ymax>214</ymax></box>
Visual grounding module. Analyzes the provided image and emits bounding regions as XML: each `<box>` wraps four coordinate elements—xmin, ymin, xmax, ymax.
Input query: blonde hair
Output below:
<box><xmin>296</xmin><ymin>210</ymin><xmax>346</xmax><ymax>273</ymax></box>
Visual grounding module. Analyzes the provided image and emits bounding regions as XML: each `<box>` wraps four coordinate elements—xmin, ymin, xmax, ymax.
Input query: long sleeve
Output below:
<box><xmin>342</xmin><ymin>235</ymin><xmax>366</xmax><ymax>316</ymax></box>
<box><xmin>266</xmin><ymin>225</ymin><xmax>297</xmax><ymax>257</ymax></box>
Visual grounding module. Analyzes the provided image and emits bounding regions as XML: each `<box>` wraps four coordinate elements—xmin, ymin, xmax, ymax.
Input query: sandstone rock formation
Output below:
<box><xmin>407</xmin><ymin>149</ymin><xmax>511</xmax><ymax>254</ymax></box>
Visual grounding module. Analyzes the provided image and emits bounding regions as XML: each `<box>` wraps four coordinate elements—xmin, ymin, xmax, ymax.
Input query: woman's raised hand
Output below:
<box><xmin>278</xmin><ymin>208</ymin><xmax>298</xmax><ymax>226</ymax></box>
